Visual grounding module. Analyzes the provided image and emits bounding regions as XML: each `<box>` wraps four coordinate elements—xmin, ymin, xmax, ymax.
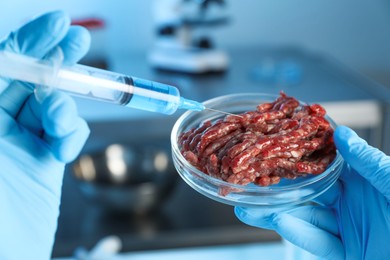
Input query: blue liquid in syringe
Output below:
<box><xmin>120</xmin><ymin>76</ymin><xmax>204</xmax><ymax>115</ymax></box>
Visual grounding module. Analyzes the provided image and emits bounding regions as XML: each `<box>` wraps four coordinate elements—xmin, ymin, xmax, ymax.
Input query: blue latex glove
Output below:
<box><xmin>0</xmin><ymin>11</ymin><xmax>90</xmax><ymax>260</ymax></box>
<box><xmin>235</xmin><ymin>126</ymin><xmax>390</xmax><ymax>259</ymax></box>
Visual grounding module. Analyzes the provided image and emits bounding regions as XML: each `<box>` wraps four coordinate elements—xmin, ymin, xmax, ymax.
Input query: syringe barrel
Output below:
<box><xmin>0</xmin><ymin>51</ymin><xmax>185</xmax><ymax>114</ymax></box>
<box><xmin>126</xmin><ymin>77</ymin><xmax>181</xmax><ymax>115</ymax></box>
<box><xmin>56</xmin><ymin>64</ymin><xmax>132</xmax><ymax>104</ymax></box>
<box><xmin>55</xmin><ymin>64</ymin><xmax>181</xmax><ymax>114</ymax></box>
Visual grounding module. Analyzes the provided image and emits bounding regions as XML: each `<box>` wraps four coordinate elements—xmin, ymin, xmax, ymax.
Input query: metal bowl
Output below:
<box><xmin>72</xmin><ymin>143</ymin><xmax>178</xmax><ymax>214</ymax></box>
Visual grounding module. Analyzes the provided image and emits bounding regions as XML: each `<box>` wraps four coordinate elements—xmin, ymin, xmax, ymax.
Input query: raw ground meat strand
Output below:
<box><xmin>178</xmin><ymin>92</ymin><xmax>336</xmax><ymax>187</ymax></box>
<box><xmin>180</xmin><ymin>120</ymin><xmax>212</xmax><ymax>152</ymax></box>
<box><xmin>197</xmin><ymin>122</ymin><xmax>241</xmax><ymax>154</ymax></box>
<box><xmin>203</xmin><ymin>129</ymin><xmax>242</xmax><ymax>157</ymax></box>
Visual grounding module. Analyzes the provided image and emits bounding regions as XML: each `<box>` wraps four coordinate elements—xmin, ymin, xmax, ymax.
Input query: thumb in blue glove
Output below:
<box><xmin>235</xmin><ymin>125</ymin><xmax>390</xmax><ymax>259</ymax></box>
<box><xmin>0</xmin><ymin>11</ymin><xmax>91</xmax><ymax>260</ymax></box>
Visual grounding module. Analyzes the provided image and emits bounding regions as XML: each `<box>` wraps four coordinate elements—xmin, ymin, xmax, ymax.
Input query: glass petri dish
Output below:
<box><xmin>170</xmin><ymin>93</ymin><xmax>344</xmax><ymax>208</ymax></box>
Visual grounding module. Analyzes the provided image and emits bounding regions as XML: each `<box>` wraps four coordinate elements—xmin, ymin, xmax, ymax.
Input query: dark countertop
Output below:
<box><xmin>52</xmin><ymin>46</ymin><xmax>390</xmax><ymax>258</ymax></box>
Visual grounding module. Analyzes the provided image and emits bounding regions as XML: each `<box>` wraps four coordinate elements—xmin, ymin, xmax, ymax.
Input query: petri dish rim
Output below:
<box><xmin>171</xmin><ymin>93</ymin><xmax>343</xmax><ymax>205</ymax></box>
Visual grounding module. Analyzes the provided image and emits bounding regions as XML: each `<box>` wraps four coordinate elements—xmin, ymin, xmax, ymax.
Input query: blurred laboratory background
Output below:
<box><xmin>1</xmin><ymin>1</ymin><xmax>390</xmax><ymax>259</ymax></box>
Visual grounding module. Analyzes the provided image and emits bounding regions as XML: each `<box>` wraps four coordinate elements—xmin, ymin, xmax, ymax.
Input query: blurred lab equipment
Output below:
<box><xmin>0</xmin><ymin>50</ymin><xmax>204</xmax><ymax>115</ymax></box>
<box><xmin>72</xmin><ymin>143</ymin><xmax>177</xmax><ymax>214</ymax></box>
<box><xmin>149</xmin><ymin>0</ymin><xmax>229</xmax><ymax>73</ymax></box>
<box><xmin>250</xmin><ymin>58</ymin><xmax>303</xmax><ymax>86</ymax></box>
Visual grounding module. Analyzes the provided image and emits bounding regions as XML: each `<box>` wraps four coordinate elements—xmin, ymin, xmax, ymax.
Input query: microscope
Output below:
<box><xmin>149</xmin><ymin>0</ymin><xmax>229</xmax><ymax>74</ymax></box>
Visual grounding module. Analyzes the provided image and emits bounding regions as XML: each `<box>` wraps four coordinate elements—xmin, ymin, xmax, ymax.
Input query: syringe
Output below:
<box><xmin>0</xmin><ymin>50</ymin><xmax>205</xmax><ymax>115</ymax></box>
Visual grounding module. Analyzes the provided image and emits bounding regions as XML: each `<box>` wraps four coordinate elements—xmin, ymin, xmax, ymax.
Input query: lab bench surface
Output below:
<box><xmin>52</xmin><ymin>46</ymin><xmax>390</xmax><ymax>258</ymax></box>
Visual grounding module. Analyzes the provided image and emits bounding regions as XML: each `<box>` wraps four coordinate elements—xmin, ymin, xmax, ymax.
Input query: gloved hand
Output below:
<box><xmin>0</xmin><ymin>11</ymin><xmax>90</xmax><ymax>260</ymax></box>
<box><xmin>235</xmin><ymin>125</ymin><xmax>390</xmax><ymax>259</ymax></box>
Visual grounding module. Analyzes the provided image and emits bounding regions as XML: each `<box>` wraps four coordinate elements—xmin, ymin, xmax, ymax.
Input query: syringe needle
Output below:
<box><xmin>204</xmin><ymin>107</ymin><xmax>243</xmax><ymax>118</ymax></box>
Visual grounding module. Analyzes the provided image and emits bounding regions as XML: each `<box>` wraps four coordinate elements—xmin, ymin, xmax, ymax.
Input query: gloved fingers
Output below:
<box><xmin>58</xmin><ymin>25</ymin><xmax>91</xmax><ymax>65</ymax></box>
<box><xmin>0</xmin><ymin>10</ymin><xmax>71</xmax><ymax>112</ymax></box>
<box><xmin>0</xmin><ymin>78</ymin><xmax>11</xmax><ymax>94</ymax></box>
<box><xmin>0</xmin><ymin>81</ymin><xmax>35</xmax><ymax>119</ymax></box>
<box><xmin>235</xmin><ymin>205</ymin><xmax>339</xmax><ymax>236</ymax></box>
<box><xmin>235</xmin><ymin>206</ymin><xmax>344</xmax><ymax>259</ymax></box>
<box><xmin>283</xmin><ymin>205</ymin><xmax>339</xmax><ymax>236</ymax></box>
<box><xmin>0</xmin><ymin>10</ymin><xmax>70</xmax><ymax>58</ymax></box>
<box><xmin>272</xmin><ymin>213</ymin><xmax>344</xmax><ymax>260</ymax></box>
<box><xmin>0</xmin><ymin>107</ymin><xmax>20</xmax><ymax>136</ymax></box>
<box><xmin>334</xmin><ymin>125</ymin><xmax>390</xmax><ymax>202</ymax></box>
<box><xmin>15</xmin><ymin>93</ymin><xmax>42</xmax><ymax>136</ymax></box>
<box><xmin>35</xmin><ymin>25</ymin><xmax>91</xmax><ymax>103</ymax></box>
<box><xmin>312</xmin><ymin>179</ymin><xmax>343</xmax><ymax>207</ymax></box>
<box><xmin>0</xmin><ymin>11</ymin><xmax>90</xmax><ymax>129</ymax></box>
<box><xmin>38</xmin><ymin>91</ymin><xmax>89</xmax><ymax>163</ymax></box>
<box><xmin>234</xmin><ymin>206</ymin><xmax>289</xmax><ymax>230</ymax></box>
<box><xmin>43</xmin><ymin>118</ymin><xmax>90</xmax><ymax>163</ymax></box>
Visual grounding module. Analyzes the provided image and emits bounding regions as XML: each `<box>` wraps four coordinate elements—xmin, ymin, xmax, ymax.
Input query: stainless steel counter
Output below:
<box><xmin>52</xmin><ymin>46</ymin><xmax>390</xmax><ymax>258</ymax></box>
